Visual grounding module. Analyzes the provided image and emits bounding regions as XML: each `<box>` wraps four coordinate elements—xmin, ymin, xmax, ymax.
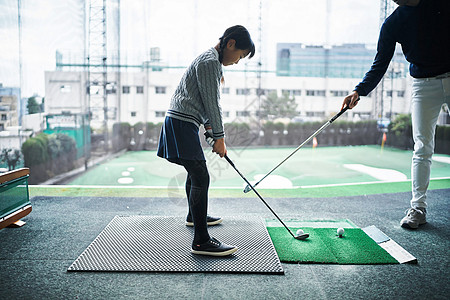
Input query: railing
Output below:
<box><xmin>0</xmin><ymin>168</ymin><xmax>32</xmax><ymax>229</ymax></box>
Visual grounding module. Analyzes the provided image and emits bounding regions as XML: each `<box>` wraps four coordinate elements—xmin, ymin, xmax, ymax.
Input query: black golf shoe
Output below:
<box><xmin>185</xmin><ymin>215</ymin><xmax>223</xmax><ymax>227</ymax></box>
<box><xmin>191</xmin><ymin>237</ymin><xmax>238</xmax><ymax>256</ymax></box>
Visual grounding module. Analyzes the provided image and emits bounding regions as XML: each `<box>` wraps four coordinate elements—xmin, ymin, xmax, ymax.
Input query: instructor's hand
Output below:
<box><xmin>342</xmin><ymin>91</ymin><xmax>360</xmax><ymax>110</ymax></box>
<box><xmin>212</xmin><ymin>138</ymin><xmax>227</xmax><ymax>158</ymax></box>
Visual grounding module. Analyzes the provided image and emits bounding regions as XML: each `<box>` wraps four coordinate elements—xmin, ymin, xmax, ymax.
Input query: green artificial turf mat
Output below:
<box><xmin>267</xmin><ymin>227</ymin><xmax>398</xmax><ymax>264</ymax></box>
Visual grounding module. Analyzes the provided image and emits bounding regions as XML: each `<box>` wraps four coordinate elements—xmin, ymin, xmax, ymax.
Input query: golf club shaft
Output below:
<box><xmin>244</xmin><ymin>105</ymin><xmax>351</xmax><ymax>193</ymax></box>
<box><xmin>224</xmin><ymin>154</ymin><xmax>296</xmax><ymax>238</ymax></box>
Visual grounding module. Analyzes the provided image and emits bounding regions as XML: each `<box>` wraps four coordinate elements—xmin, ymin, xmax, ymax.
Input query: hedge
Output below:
<box><xmin>21</xmin><ymin>132</ymin><xmax>77</xmax><ymax>184</ymax></box>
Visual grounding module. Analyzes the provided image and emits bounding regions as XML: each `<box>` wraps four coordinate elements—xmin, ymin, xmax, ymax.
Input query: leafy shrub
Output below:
<box><xmin>224</xmin><ymin>122</ymin><xmax>252</xmax><ymax>146</ymax></box>
<box><xmin>112</xmin><ymin>122</ymin><xmax>131</xmax><ymax>152</ymax></box>
<box><xmin>22</xmin><ymin>134</ymin><xmax>48</xmax><ymax>166</ymax></box>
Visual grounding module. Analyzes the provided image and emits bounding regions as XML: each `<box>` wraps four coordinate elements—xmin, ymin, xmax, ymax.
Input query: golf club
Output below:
<box><xmin>243</xmin><ymin>101</ymin><xmax>358</xmax><ymax>193</ymax></box>
<box><xmin>205</xmin><ymin>132</ymin><xmax>308</xmax><ymax>240</ymax></box>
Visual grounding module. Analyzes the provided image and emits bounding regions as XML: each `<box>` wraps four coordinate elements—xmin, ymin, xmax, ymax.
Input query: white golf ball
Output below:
<box><xmin>337</xmin><ymin>228</ymin><xmax>345</xmax><ymax>237</ymax></box>
<box><xmin>296</xmin><ymin>229</ymin><xmax>304</xmax><ymax>236</ymax></box>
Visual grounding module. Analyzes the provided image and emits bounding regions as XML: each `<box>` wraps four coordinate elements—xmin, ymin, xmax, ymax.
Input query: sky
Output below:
<box><xmin>0</xmin><ymin>0</ymin><xmax>384</xmax><ymax>98</ymax></box>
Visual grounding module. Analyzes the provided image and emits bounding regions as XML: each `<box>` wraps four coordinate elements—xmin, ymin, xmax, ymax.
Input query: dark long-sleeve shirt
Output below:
<box><xmin>355</xmin><ymin>0</ymin><xmax>450</xmax><ymax>96</ymax></box>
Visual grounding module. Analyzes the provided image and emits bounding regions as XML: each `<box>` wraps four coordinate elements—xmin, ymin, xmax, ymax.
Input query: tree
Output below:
<box><xmin>27</xmin><ymin>96</ymin><xmax>41</xmax><ymax>114</ymax></box>
<box><xmin>47</xmin><ymin>133</ymin><xmax>77</xmax><ymax>172</ymax></box>
<box><xmin>388</xmin><ymin>114</ymin><xmax>413</xmax><ymax>149</ymax></box>
<box><xmin>47</xmin><ymin>133</ymin><xmax>76</xmax><ymax>159</ymax></box>
<box><xmin>260</xmin><ymin>91</ymin><xmax>298</xmax><ymax>120</ymax></box>
<box><xmin>0</xmin><ymin>148</ymin><xmax>22</xmax><ymax>171</ymax></box>
<box><xmin>22</xmin><ymin>133</ymin><xmax>49</xmax><ymax>166</ymax></box>
<box><xmin>389</xmin><ymin>114</ymin><xmax>412</xmax><ymax>136</ymax></box>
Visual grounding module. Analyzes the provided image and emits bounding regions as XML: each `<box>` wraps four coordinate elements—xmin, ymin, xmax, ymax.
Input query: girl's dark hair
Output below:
<box><xmin>218</xmin><ymin>25</ymin><xmax>255</xmax><ymax>63</ymax></box>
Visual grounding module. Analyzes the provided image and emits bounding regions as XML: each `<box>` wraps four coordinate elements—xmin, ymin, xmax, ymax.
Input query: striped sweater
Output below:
<box><xmin>167</xmin><ymin>47</ymin><xmax>225</xmax><ymax>139</ymax></box>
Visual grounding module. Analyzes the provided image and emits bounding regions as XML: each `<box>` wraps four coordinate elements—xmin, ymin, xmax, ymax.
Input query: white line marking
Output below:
<box><xmin>32</xmin><ymin>177</ymin><xmax>450</xmax><ymax>189</ymax></box>
<box><xmin>343</xmin><ymin>164</ymin><xmax>407</xmax><ymax>181</ymax></box>
<box><xmin>433</xmin><ymin>156</ymin><xmax>450</xmax><ymax>164</ymax></box>
<box><xmin>117</xmin><ymin>177</ymin><xmax>134</xmax><ymax>184</ymax></box>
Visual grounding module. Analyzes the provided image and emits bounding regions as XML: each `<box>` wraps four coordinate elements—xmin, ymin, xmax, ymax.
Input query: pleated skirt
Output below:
<box><xmin>157</xmin><ymin>116</ymin><xmax>205</xmax><ymax>163</ymax></box>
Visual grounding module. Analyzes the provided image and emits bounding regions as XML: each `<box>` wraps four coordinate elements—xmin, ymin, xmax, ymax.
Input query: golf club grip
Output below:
<box><xmin>330</xmin><ymin>106</ymin><xmax>348</xmax><ymax>123</ymax></box>
<box><xmin>331</xmin><ymin>97</ymin><xmax>360</xmax><ymax>122</ymax></box>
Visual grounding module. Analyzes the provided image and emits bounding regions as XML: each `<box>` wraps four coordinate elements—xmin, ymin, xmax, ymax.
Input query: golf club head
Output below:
<box><xmin>243</xmin><ymin>184</ymin><xmax>252</xmax><ymax>193</ymax></box>
<box><xmin>294</xmin><ymin>233</ymin><xmax>309</xmax><ymax>240</ymax></box>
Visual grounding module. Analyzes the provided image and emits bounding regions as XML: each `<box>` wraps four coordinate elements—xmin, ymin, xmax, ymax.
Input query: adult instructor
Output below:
<box><xmin>342</xmin><ymin>0</ymin><xmax>450</xmax><ymax>229</ymax></box>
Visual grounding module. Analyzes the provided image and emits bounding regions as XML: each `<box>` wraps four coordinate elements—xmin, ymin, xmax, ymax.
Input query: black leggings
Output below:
<box><xmin>179</xmin><ymin>159</ymin><xmax>210</xmax><ymax>244</ymax></box>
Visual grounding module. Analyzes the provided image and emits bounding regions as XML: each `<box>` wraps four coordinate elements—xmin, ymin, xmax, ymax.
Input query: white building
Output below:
<box><xmin>44</xmin><ymin>66</ymin><xmax>411</xmax><ymax>131</ymax></box>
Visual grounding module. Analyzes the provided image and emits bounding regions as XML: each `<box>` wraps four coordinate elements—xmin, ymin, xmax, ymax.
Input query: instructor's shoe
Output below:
<box><xmin>191</xmin><ymin>237</ymin><xmax>238</xmax><ymax>256</ymax></box>
<box><xmin>400</xmin><ymin>207</ymin><xmax>427</xmax><ymax>229</ymax></box>
<box><xmin>185</xmin><ymin>215</ymin><xmax>223</xmax><ymax>227</ymax></box>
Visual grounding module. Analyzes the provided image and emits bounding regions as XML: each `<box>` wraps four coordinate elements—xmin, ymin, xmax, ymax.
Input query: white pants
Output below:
<box><xmin>410</xmin><ymin>74</ymin><xmax>450</xmax><ymax>208</ymax></box>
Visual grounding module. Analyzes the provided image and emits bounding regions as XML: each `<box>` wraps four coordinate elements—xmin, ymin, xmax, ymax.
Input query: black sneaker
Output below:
<box><xmin>191</xmin><ymin>237</ymin><xmax>238</xmax><ymax>256</ymax></box>
<box><xmin>185</xmin><ymin>215</ymin><xmax>223</xmax><ymax>227</ymax></box>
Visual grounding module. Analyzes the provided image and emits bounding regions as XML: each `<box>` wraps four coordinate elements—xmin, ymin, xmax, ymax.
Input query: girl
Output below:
<box><xmin>157</xmin><ymin>25</ymin><xmax>255</xmax><ymax>256</ymax></box>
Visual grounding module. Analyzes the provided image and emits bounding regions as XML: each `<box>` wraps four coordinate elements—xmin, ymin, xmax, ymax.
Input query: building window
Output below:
<box><xmin>1</xmin><ymin>114</ymin><xmax>7</xmax><ymax>121</ymax></box>
<box><xmin>155</xmin><ymin>111</ymin><xmax>165</xmax><ymax>117</ymax></box>
<box><xmin>397</xmin><ymin>91</ymin><xmax>405</xmax><ymax>97</ymax></box>
<box><xmin>88</xmin><ymin>86</ymin><xmax>101</xmax><ymax>95</ymax></box>
<box><xmin>60</xmin><ymin>85</ymin><xmax>71</xmax><ymax>93</ymax></box>
<box><xmin>330</xmin><ymin>90</ymin><xmax>348</xmax><ymax>97</ymax></box>
<box><xmin>131</xmin><ymin>112</ymin><xmax>136</xmax><ymax>117</ymax></box>
<box><xmin>222</xmin><ymin>87</ymin><xmax>230</xmax><ymax>94</ymax></box>
<box><xmin>223</xmin><ymin>111</ymin><xmax>230</xmax><ymax>118</ymax></box>
<box><xmin>106</xmin><ymin>83</ymin><xmax>116</xmax><ymax>94</ymax></box>
<box><xmin>155</xmin><ymin>86</ymin><xmax>166</xmax><ymax>94</ymax></box>
<box><xmin>236</xmin><ymin>111</ymin><xmax>250</xmax><ymax>117</ymax></box>
<box><xmin>282</xmin><ymin>89</ymin><xmax>301</xmax><ymax>96</ymax></box>
<box><xmin>257</xmin><ymin>89</ymin><xmax>277</xmax><ymax>96</ymax></box>
<box><xmin>123</xmin><ymin>86</ymin><xmax>130</xmax><ymax>94</ymax></box>
<box><xmin>306</xmin><ymin>90</ymin><xmax>326</xmax><ymax>96</ymax></box>
<box><xmin>136</xmin><ymin>86</ymin><xmax>144</xmax><ymax>94</ymax></box>
<box><xmin>256</xmin><ymin>88</ymin><xmax>265</xmax><ymax>96</ymax></box>
<box><xmin>236</xmin><ymin>88</ymin><xmax>250</xmax><ymax>96</ymax></box>
<box><xmin>306</xmin><ymin>111</ymin><xmax>325</xmax><ymax>117</ymax></box>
